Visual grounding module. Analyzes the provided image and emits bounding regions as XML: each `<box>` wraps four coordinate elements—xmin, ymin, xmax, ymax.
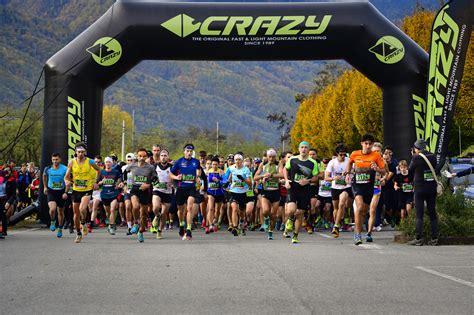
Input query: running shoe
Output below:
<box><xmin>249</xmin><ymin>223</ymin><xmax>255</xmax><ymax>231</ymax></box>
<box><xmin>259</xmin><ymin>225</ymin><xmax>266</xmax><ymax>232</ymax></box>
<box><xmin>275</xmin><ymin>221</ymin><xmax>281</xmax><ymax>231</ymax></box>
<box><xmin>366</xmin><ymin>233</ymin><xmax>373</xmax><ymax>242</ymax></box>
<box><xmin>185</xmin><ymin>229</ymin><xmax>192</xmax><ymax>240</ymax></box>
<box><xmin>150</xmin><ymin>225</ymin><xmax>157</xmax><ymax>234</ymax></box>
<box><xmin>354</xmin><ymin>233</ymin><xmax>362</xmax><ymax>246</ymax></box>
<box><xmin>263</xmin><ymin>217</ymin><xmax>270</xmax><ymax>231</ymax></box>
<box><xmin>217</xmin><ymin>223</ymin><xmax>222</xmax><ymax>230</ymax></box>
<box><xmin>285</xmin><ymin>218</ymin><xmax>294</xmax><ymax>232</ymax></box>
<box><xmin>205</xmin><ymin>227</ymin><xmax>210</xmax><ymax>234</ymax></box>
<box><xmin>108</xmin><ymin>226</ymin><xmax>115</xmax><ymax>235</ymax></box>
<box><xmin>138</xmin><ymin>232</ymin><xmax>144</xmax><ymax>243</ymax></box>
<box><xmin>291</xmin><ymin>235</ymin><xmax>300</xmax><ymax>244</ymax></box>
<box><xmin>156</xmin><ymin>230</ymin><xmax>163</xmax><ymax>240</ymax></box>
<box><xmin>240</xmin><ymin>228</ymin><xmax>246</xmax><ymax>236</ymax></box>
<box><xmin>267</xmin><ymin>231</ymin><xmax>274</xmax><ymax>240</ymax></box>
<box><xmin>442</xmin><ymin>170</ymin><xmax>454</xmax><ymax>178</ymax></box>
<box><xmin>283</xmin><ymin>230</ymin><xmax>291</xmax><ymax>238</ymax></box>
<box><xmin>179</xmin><ymin>225</ymin><xmax>185</xmax><ymax>237</ymax></box>
<box><xmin>81</xmin><ymin>224</ymin><xmax>88</xmax><ymax>236</ymax></box>
<box><xmin>212</xmin><ymin>225</ymin><xmax>218</xmax><ymax>233</ymax></box>
<box><xmin>95</xmin><ymin>218</ymin><xmax>100</xmax><ymax>225</ymax></box>
<box><xmin>408</xmin><ymin>238</ymin><xmax>424</xmax><ymax>246</ymax></box>
<box><xmin>87</xmin><ymin>223</ymin><xmax>92</xmax><ymax>233</ymax></box>
<box><xmin>331</xmin><ymin>226</ymin><xmax>340</xmax><ymax>238</ymax></box>
<box><xmin>314</xmin><ymin>215</ymin><xmax>322</xmax><ymax>227</ymax></box>
<box><xmin>324</xmin><ymin>222</ymin><xmax>330</xmax><ymax>230</ymax></box>
<box><xmin>427</xmin><ymin>238</ymin><xmax>438</xmax><ymax>246</ymax></box>
<box><xmin>227</xmin><ymin>225</ymin><xmax>233</xmax><ymax>232</ymax></box>
<box><xmin>201</xmin><ymin>219</ymin><xmax>206</xmax><ymax>229</ymax></box>
<box><xmin>279</xmin><ymin>224</ymin><xmax>285</xmax><ymax>231</ymax></box>
<box><xmin>126</xmin><ymin>228</ymin><xmax>132</xmax><ymax>236</ymax></box>
<box><xmin>375</xmin><ymin>225</ymin><xmax>382</xmax><ymax>232</ymax></box>
<box><xmin>74</xmin><ymin>233</ymin><xmax>82</xmax><ymax>243</ymax></box>
<box><xmin>69</xmin><ymin>226</ymin><xmax>74</xmax><ymax>234</ymax></box>
<box><xmin>56</xmin><ymin>228</ymin><xmax>62</xmax><ymax>238</ymax></box>
<box><xmin>50</xmin><ymin>221</ymin><xmax>56</xmax><ymax>232</ymax></box>
<box><xmin>306</xmin><ymin>225</ymin><xmax>314</xmax><ymax>234</ymax></box>
<box><xmin>130</xmin><ymin>224</ymin><xmax>139</xmax><ymax>234</ymax></box>
<box><xmin>232</xmin><ymin>228</ymin><xmax>239</xmax><ymax>236</ymax></box>
<box><xmin>120</xmin><ymin>221</ymin><xmax>127</xmax><ymax>227</ymax></box>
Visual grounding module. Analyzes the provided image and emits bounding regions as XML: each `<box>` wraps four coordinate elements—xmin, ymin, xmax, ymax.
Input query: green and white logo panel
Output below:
<box><xmin>86</xmin><ymin>37</ymin><xmax>122</xmax><ymax>66</ymax></box>
<box><xmin>369</xmin><ymin>36</ymin><xmax>405</xmax><ymax>64</ymax></box>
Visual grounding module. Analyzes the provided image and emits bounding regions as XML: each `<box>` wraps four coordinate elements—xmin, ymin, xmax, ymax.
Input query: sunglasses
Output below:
<box><xmin>363</xmin><ymin>142</ymin><xmax>373</xmax><ymax>145</ymax></box>
<box><xmin>338</xmin><ymin>153</ymin><xmax>346</xmax><ymax>156</ymax></box>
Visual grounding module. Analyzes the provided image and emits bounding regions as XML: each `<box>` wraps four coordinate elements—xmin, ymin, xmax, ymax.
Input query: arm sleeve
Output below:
<box><xmin>200</xmin><ymin>167</ymin><xmax>208</xmax><ymax>191</ymax></box>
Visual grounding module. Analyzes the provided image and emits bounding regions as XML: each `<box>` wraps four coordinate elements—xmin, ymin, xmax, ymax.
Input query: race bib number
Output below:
<box><xmin>155</xmin><ymin>182</ymin><xmax>167</xmax><ymax>190</ymax></box>
<box><xmin>355</xmin><ymin>173</ymin><xmax>371</xmax><ymax>184</ymax></box>
<box><xmin>134</xmin><ymin>175</ymin><xmax>147</xmax><ymax>184</ymax></box>
<box><xmin>209</xmin><ymin>182</ymin><xmax>220</xmax><ymax>189</ymax></box>
<box><xmin>423</xmin><ymin>171</ymin><xmax>434</xmax><ymax>182</ymax></box>
<box><xmin>75</xmin><ymin>179</ymin><xmax>87</xmax><ymax>188</ymax></box>
<box><xmin>321</xmin><ymin>183</ymin><xmax>331</xmax><ymax>191</ymax></box>
<box><xmin>102</xmin><ymin>178</ymin><xmax>115</xmax><ymax>187</ymax></box>
<box><xmin>402</xmin><ymin>183</ymin><xmax>413</xmax><ymax>192</ymax></box>
<box><xmin>294</xmin><ymin>173</ymin><xmax>306</xmax><ymax>182</ymax></box>
<box><xmin>264</xmin><ymin>180</ymin><xmax>279</xmax><ymax>190</ymax></box>
<box><xmin>182</xmin><ymin>174</ymin><xmax>195</xmax><ymax>182</ymax></box>
<box><xmin>51</xmin><ymin>181</ymin><xmax>63</xmax><ymax>189</ymax></box>
<box><xmin>232</xmin><ymin>180</ymin><xmax>244</xmax><ymax>188</ymax></box>
<box><xmin>374</xmin><ymin>179</ymin><xmax>381</xmax><ymax>188</ymax></box>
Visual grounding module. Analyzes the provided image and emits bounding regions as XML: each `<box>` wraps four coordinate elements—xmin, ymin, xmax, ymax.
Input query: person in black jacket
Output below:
<box><xmin>408</xmin><ymin>139</ymin><xmax>439</xmax><ymax>246</ymax></box>
<box><xmin>1</xmin><ymin>166</ymin><xmax>18</xmax><ymax>237</ymax></box>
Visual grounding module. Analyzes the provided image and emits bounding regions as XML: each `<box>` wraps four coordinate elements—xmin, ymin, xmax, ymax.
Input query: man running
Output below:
<box><xmin>64</xmin><ymin>142</ymin><xmax>101</xmax><ymax>243</ymax></box>
<box><xmin>151</xmin><ymin>149</ymin><xmax>173</xmax><ymax>239</ymax></box>
<box><xmin>170</xmin><ymin>144</ymin><xmax>201</xmax><ymax>240</ymax></box>
<box><xmin>254</xmin><ymin>148</ymin><xmax>282</xmax><ymax>240</ymax></box>
<box><xmin>325</xmin><ymin>144</ymin><xmax>353</xmax><ymax>238</ymax></box>
<box><xmin>98</xmin><ymin>157</ymin><xmax>123</xmax><ymax>235</ymax></box>
<box><xmin>283</xmin><ymin>141</ymin><xmax>320</xmax><ymax>244</ymax></box>
<box><xmin>344</xmin><ymin>134</ymin><xmax>386</xmax><ymax>245</ymax></box>
<box><xmin>124</xmin><ymin>149</ymin><xmax>157</xmax><ymax>243</ymax></box>
<box><xmin>42</xmin><ymin>153</ymin><xmax>68</xmax><ymax>238</ymax></box>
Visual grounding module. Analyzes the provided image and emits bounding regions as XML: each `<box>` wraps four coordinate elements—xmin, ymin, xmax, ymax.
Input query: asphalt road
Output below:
<box><xmin>1</xmin><ymin>226</ymin><xmax>473</xmax><ymax>314</ymax></box>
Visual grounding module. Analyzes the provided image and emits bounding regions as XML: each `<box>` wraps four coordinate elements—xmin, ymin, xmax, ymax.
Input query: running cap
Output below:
<box><xmin>413</xmin><ymin>139</ymin><xmax>427</xmax><ymax>150</ymax></box>
<box><xmin>126</xmin><ymin>153</ymin><xmax>136</xmax><ymax>160</ymax></box>
<box><xmin>227</xmin><ymin>154</ymin><xmax>234</xmax><ymax>160</ymax></box>
<box><xmin>183</xmin><ymin>143</ymin><xmax>195</xmax><ymax>150</ymax></box>
<box><xmin>104</xmin><ymin>157</ymin><xmax>113</xmax><ymax>163</ymax></box>
<box><xmin>266</xmin><ymin>149</ymin><xmax>277</xmax><ymax>157</ymax></box>
<box><xmin>299</xmin><ymin>141</ymin><xmax>309</xmax><ymax>148</ymax></box>
<box><xmin>234</xmin><ymin>154</ymin><xmax>244</xmax><ymax>160</ymax></box>
<box><xmin>254</xmin><ymin>158</ymin><xmax>262</xmax><ymax>164</ymax></box>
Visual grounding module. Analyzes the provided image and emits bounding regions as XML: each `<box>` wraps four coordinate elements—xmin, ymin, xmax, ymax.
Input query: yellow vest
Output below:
<box><xmin>72</xmin><ymin>158</ymin><xmax>96</xmax><ymax>192</ymax></box>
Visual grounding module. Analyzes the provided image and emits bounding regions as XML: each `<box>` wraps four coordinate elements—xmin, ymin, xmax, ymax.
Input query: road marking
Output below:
<box><xmin>8</xmin><ymin>228</ymin><xmax>41</xmax><ymax>235</ymax></box>
<box><xmin>415</xmin><ymin>266</ymin><xmax>474</xmax><ymax>288</ymax></box>
<box><xmin>316</xmin><ymin>232</ymin><xmax>332</xmax><ymax>239</ymax></box>
<box><xmin>358</xmin><ymin>244</ymin><xmax>384</xmax><ymax>250</ymax></box>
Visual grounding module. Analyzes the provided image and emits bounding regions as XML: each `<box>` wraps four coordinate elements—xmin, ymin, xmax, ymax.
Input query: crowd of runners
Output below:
<box><xmin>1</xmin><ymin>133</ymin><xmax>448</xmax><ymax>245</ymax></box>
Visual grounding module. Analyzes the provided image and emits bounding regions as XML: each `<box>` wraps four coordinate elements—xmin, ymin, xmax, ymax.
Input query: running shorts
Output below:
<box><xmin>47</xmin><ymin>189</ymin><xmax>66</xmax><ymax>208</ymax></box>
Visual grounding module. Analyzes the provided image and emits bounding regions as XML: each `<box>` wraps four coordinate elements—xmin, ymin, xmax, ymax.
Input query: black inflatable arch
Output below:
<box><xmin>42</xmin><ymin>0</ymin><xmax>428</xmax><ymax>167</ymax></box>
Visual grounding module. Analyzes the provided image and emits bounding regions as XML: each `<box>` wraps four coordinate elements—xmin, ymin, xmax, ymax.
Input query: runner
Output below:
<box><xmin>254</xmin><ymin>148</ymin><xmax>283</xmax><ymax>240</ymax></box>
<box><xmin>64</xmin><ymin>142</ymin><xmax>101</xmax><ymax>243</ymax></box>
<box><xmin>307</xmin><ymin>148</ymin><xmax>321</xmax><ymax>234</ymax></box>
<box><xmin>124</xmin><ymin>148</ymin><xmax>157</xmax><ymax>243</ymax></box>
<box><xmin>243</xmin><ymin>157</ymin><xmax>256</xmax><ymax>235</ymax></box>
<box><xmin>278</xmin><ymin>151</ymin><xmax>292</xmax><ymax>234</ymax></box>
<box><xmin>122</xmin><ymin>153</ymin><xmax>136</xmax><ymax>235</ymax></box>
<box><xmin>170</xmin><ymin>144</ymin><xmax>201</xmax><ymax>240</ymax></box>
<box><xmin>42</xmin><ymin>153</ymin><xmax>68</xmax><ymax>238</ymax></box>
<box><xmin>393</xmin><ymin>160</ymin><xmax>414</xmax><ymax>222</ymax></box>
<box><xmin>98</xmin><ymin>157</ymin><xmax>123</xmax><ymax>235</ymax></box>
<box><xmin>206</xmin><ymin>156</ymin><xmax>224</xmax><ymax>234</ymax></box>
<box><xmin>283</xmin><ymin>141</ymin><xmax>320</xmax><ymax>244</ymax></box>
<box><xmin>325</xmin><ymin>144</ymin><xmax>353</xmax><ymax>238</ymax></box>
<box><xmin>344</xmin><ymin>134</ymin><xmax>386</xmax><ymax>245</ymax></box>
<box><xmin>89</xmin><ymin>155</ymin><xmax>104</xmax><ymax>232</ymax></box>
<box><xmin>369</xmin><ymin>142</ymin><xmax>384</xmax><ymax>234</ymax></box>
<box><xmin>0</xmin><ymin>166</ymin><xmax>17</xmax><ymax>238</ymax></box>
<box><xmin>224</xmin><ymin>153</ymin><xmax>252</xmax><ymax>236</ymax></box>
<box><xmin>317</xmin><ymin>158</ymin><xmax>333</xmax><ymax>231</ymax></box>
<box><xmin>151</xmin><ymin>149</ymin><xmax>173</xmax><ymax>239</ymax></box>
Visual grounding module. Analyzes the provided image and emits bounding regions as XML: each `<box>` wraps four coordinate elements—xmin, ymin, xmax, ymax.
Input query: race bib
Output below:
<box><xmin>209</xmin><ymin>182</ymin><xmax>220</xmax><ymax>190</ymax></box>
<box><xmin>51</xmin><ymin>181</ymin><xmax>63</xmax><ymax>189</ymax></box>
<box><xmin>423</xmin><ymin>171</ymin><xmax>434</xmax><ymax>182</ymax></box>
<box><xmin>75</xmin><ymin>179</ymin><xmax>87</xmax><ymax>188</ymax></box>
<box><xmin>134</xmin><ymin>175</ymin><xmax>147</xmax><ymax>184</ymax></box>
<box><xmin>294</xmin><ymin>173</ymin><xmax>306</xmax><ymax>182</ymax></box>
<box><xmin>355</xmin><ymin>173</ymin><xmax>371</xmax><ymax>184</ymax></box>
<box><xmin>182</xmin><ymin>174</ymin><xmax>195</xmax><ymax>182</ymax></box>
<box><xmin>155</xmin><ymin>182</ymin><xmax>167</xmax><ymax>190</ymax></box>
<box><xmin>232</xmin><ymin>180</ymin><xmax>245</xmax><ymax>188</ymax></box>
<box><xmin>102</xmin><ymin>178</ymin><xmax>115</xmax><ymax>187</ymax></box>
<box><xmin>402</xmin><ymin>183</ymin><xmax>413</xmax><ymax>192</ymax></box>
<box><xmin>264</xmin><ymin>180</ymin><xmax>279</xmax><ymax>190</ymax></box>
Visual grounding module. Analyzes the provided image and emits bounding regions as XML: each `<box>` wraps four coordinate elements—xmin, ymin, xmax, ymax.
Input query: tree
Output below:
<box><xmin>101</xmin><ymin>105</ymin><xmax>133</xmax><ymax>158</ymax></box>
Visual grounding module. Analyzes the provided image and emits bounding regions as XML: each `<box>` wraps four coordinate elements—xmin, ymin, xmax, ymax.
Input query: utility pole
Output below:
<box><xmin>121</xmin><ymin>120</ymin><xmax>125</xmax><ymax>161</ymax></box>
<box><xmin>216</xmin><ymin>121</ymin><xmax>219</xmax><ymax>155</ymax></box>
<box><xmin>132</xmin><ymin>109</ymin><xmax>135</xmax><ymax>150</ymax></box>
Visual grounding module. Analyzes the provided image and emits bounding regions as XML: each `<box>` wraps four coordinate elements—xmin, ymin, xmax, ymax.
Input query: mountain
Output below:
<box><xmin>0</xmin><ymin>0</ymin><xmax>441</xmax><ymax>146</ymax></box>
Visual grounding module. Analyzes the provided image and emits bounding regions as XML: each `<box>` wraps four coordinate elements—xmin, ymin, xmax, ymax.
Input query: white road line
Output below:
<box><xmin>316</xmin><ymin>232</ymin><xmax>332</xmax><ymax>239</ymax></box>
<box><xmin>415</xmin><ymin>266</ymin><xmax>474</xmax><ymax>288</ymax></box>
<box><xmin>358</xmin><ymin>244</ymin><xmax>384</xmax><ymax>250</ymax></box>
<box><xmin>8</xmin><ymin>228</ymin><xmax>41</xmax><ymax>235</ymax></box>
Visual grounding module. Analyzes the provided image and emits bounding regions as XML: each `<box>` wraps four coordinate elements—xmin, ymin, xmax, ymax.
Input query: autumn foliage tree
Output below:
<box><xmin>292</xmin><ymin>9</ymin><xmax>473</xmax><ymax>158</ymax></box>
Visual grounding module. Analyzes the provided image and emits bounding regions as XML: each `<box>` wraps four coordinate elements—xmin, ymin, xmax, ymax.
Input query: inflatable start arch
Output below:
<box><xmin>42</xmin><ymin>0</ymin><xmax>429</xmax><ymax>166</ymax></box>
